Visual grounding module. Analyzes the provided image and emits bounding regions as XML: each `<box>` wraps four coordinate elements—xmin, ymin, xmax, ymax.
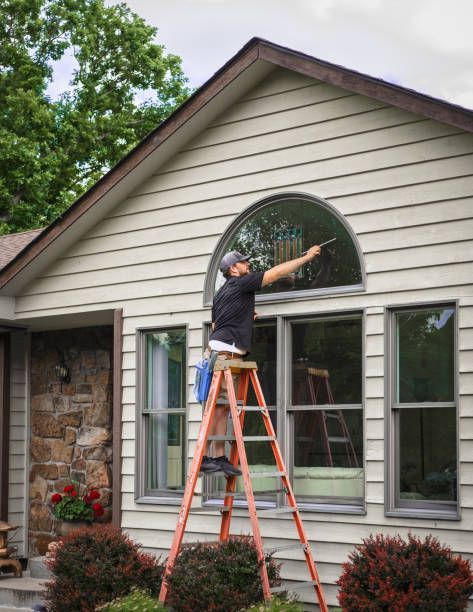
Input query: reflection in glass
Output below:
<box><xmin>399</xmin><ymin>407</ymin><xmax>456</xmax><ymax>502</ymax></box>
<box><xmin>144</xmin><ymin>328</ymin><xmax>186</xmax><ymax>493</ymax></box>
<box><xmin>218</xmin><ymin>198</ymin><xmax>361</xmax><ymax>295</ymax></box>
<box><xmin>293</xmin><ymin>409</ymin><xmax>363</xmax><ymax>500</ymax></box>
<box><xmin>147</xmin><ymin>413</ymin><xmax>185</xmax><ymax>491</ymax></box>
<box><xmin>290</xmin><ymin>317</ymin><xmax>363</xmax><ymax>502</ymax></box>
<box><xmin>396</xmin><ymin>309</ymin><xmax>454</xmax><ymax>403</ymax></box>
<box><xmin>145</xmin><ymin>329</ymin><xmax>186</xmax><ymax>410</ymax></box>
<box><xmin>292</xmin><ymin>318</ymin><xmax>362</xmax><ymax>405</ymax></box>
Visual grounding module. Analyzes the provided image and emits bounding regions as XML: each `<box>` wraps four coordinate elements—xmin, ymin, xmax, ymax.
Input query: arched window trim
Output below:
<box><xmin>203</xmin><ymin>191</ymin><xmax>366</xmax><ymax>307</ymax></box>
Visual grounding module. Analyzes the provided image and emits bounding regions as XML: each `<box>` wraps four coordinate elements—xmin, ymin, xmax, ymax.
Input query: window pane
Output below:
<box><xmin>396</xmin><ymin>309</ymin><xmax>454</xmax><ymax>403</ymax></box>
<box><xmin>293</xmin><ymin>409</ymin><xmax>363</xmax><ymax>500</ymax></box>
<box><xmin>399</xmin><ymin>407</ymin><xmax>456</xmax><ymax>503</ymax></box>
<box><xmin>217</xmin><ymin>198</ymin><xmax>361</xmax><ymax>295</ymax></box>
<box><xmin>292</xmin><ymin>318</ymin><xmax>362</xmax><ymax>405</ymax></box>
<box><xmin>247</xmin><ymin>320</ymin><xmax>277</xmax><ymax>406</ymax></box>
<box><xmin>146</xmin><ymin>413</ymin><xmax>185</xmax><ymax>491</ymax></box>
<box><xmin>146</xmin><ymin>329</ymin><xmax>186</xmax><ymax>410</ymax></box>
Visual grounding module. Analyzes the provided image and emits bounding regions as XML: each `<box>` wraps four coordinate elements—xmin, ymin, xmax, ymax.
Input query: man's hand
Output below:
<box><xmin>304</xmin><ymin>245</ymin><xmax>321</xmax><ymax>261</ymax></box>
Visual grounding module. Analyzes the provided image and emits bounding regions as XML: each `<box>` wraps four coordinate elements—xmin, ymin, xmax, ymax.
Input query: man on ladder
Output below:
<box><xmin>201</xmin><ymin>244</ymin><xmax>321</xmax><ymax>476</ymax></box>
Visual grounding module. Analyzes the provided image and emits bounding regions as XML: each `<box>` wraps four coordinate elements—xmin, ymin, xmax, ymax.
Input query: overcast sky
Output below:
<box><xmin>49</xmin><ymin>0</ymin><xmax>473</xmax><ymax>110</ymax></box>
<box><xmin>122</xmin><ymin>0</ymin><xmax>473</xmax><ymax>110</ymax></box>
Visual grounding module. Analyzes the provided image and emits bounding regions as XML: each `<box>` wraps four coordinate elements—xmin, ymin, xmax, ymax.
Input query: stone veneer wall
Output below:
<box><xmin>29</xmin><ymin>326</ymin><xmax>113</xmax><ymax>555</ymax></box>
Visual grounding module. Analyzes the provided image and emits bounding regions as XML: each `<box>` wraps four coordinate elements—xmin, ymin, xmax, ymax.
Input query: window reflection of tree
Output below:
<box><xmin>397</xmin><ymin>309</ymin><xmax>454</xmax><ymax>403</ymax></box>
<box><xmin>226</xmin><ymin>199</ymin><xmax>361</xmax><ymax>294</ymax></box>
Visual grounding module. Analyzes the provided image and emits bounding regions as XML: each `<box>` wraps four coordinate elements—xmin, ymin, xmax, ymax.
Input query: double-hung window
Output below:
<box><xmin>388</xmin><ymin>306</ymin><xmax>457</xmax><ymax>516</ymax></box>
<box><xmin>138</xmin><ymin>327</ymin><xmax>187</xmax><ymax>499</ymax></box>
<box><xmin>289</xmin><ymin>315</ymin><xmax>364</xmax><ymax>509</ymax></box>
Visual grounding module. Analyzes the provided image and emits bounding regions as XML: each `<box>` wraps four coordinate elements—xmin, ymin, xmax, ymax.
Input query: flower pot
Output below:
<box><xmin>55</xmin><ymin>520</ymin><xmax>91</xmax><ymax>537</ymax></box>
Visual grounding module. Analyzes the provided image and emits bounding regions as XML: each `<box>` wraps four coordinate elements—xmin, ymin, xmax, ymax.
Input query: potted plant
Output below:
<box><xmin>51</xmin><ymin>483</ymin><xmax>105</xmax><ymax>536</ymax></box>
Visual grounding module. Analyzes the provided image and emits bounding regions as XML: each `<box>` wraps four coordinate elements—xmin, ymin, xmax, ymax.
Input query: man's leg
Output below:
<box><xmin>209</xmin><ymin>405</ymin><xmax>229</xmax><ymax>457</ymax></box>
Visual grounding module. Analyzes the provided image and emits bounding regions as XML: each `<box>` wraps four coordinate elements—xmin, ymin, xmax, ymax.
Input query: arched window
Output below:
<box><xmin>205</xmin><ymin>193</ymin><xmax>364</xmax><ymax>303</ymax></box>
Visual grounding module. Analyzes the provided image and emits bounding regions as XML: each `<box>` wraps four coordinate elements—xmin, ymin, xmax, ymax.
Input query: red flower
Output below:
<box><xmin>89</xmin><ymin>489</ymin><xmax>101</xmax><ymax>500</ymax></box>
<box><xmin>51</xmin><ymin>493</ymin><xmax>62</xmax><ymax>504</ymax></box>
<box><xmin>70</xmin><ymin>489</ymin><xmax>77</xmax><ymax>497</ymax></box>
<box><xmin>64</xmin><ymin>484</ymin><xmax>75</xmax><ymax>493</ymax></box>
<box><xmin>93</xmin><ymin>502</ymin><xmax>104</xmax><ymax>517</ymax></box>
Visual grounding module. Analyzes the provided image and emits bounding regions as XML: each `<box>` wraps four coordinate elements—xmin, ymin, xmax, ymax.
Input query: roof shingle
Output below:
<box><xmin>0</xmin><ymin>229</ymin><xmax>43</xmax><ymax>270</ymax></box>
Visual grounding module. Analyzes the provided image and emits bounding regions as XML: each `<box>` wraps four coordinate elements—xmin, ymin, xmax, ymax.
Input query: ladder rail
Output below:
<box><xmin>224</xmin><ymin>368</ymin><xmax>272</xmax><ymax>600</ymax></box>
<box><xmin>249</xmin><ymin>369</ymin><xmax>328</xmax><ymax>611</ymax></box>
<box><xmin>219</xmin><ymin>370</ymin><xmax>250</xmax><ymax>541</ymax></box>
<box><xmin>158</xmin><ymin>371</ymin><xmax>223</xmax><ymax>602</ymax></box>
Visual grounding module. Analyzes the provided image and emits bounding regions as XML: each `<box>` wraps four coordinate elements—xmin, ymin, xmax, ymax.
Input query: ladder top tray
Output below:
<box><xmin>214</xmin><ymin>360</ymin><xmax>258</xmax><ymax>371</ymax></box>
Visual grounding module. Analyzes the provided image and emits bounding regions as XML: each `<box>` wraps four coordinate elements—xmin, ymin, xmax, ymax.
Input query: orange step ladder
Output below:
<box><xmin>158</xmin><ymin>359</ymin><xmax>328</xmax><ymax>611</ymax></box>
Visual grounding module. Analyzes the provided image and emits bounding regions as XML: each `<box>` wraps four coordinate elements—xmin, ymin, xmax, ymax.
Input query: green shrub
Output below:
<box><xmin>165</xmin><ymin>536</ymin><xmax>282</xmax><ymax>612</ymax></box>
<box><xmin>245</xmin><ymin>596</ymin><xmax>304</xmax><ymax>611</ymax></box>
<box><xmin>97</xmin><ymin>587</ymin><xmax>165</xmax><ymax>611</ymax></box>
<box><xmin>44</xmin><ymin>524</ymin><xmax>163</xmax><ymax>612</ymax></box>
<box><xmin>337</xmin><ymin>533</ymin><xmax>473</xmax><ymax>611</ymax></box>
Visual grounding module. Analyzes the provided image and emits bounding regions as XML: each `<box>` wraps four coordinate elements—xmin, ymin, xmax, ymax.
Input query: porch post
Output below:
<box><xmin>112</xmin><ymin>309</ymin><xmax>123</xmax><ymax>527</ymax></box>
<box><xmin>0</xmin><ymin>334</ymin><xmax>10</xmax><ymax>521</ymax></box>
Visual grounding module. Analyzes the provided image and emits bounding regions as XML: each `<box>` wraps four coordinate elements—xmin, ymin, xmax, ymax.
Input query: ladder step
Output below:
<box><xmin>207</xmin><ymin>435</ymin><xmax>276</xmax><ymax>442</ymax></box>
<box><xmin>324</xmin><ymin>412</ymin><xmax>340</xmax><ymax>419</ymax></box>
<box><xmin>249</xmin><ymin>470</ymin><xmax>286</xmax><ymax>479</ymax></box>
<box><xmin>270</xmin><ymin>580</ymin><xmax>317</xmax><ymax>594</ymax></box>
<box><xmin>238</xmin><ymin>405</ymin><xmax>266</xmax><ymax>412</ymax></box>
<box><xmin>327</xmin><ymin>436</ymin><xmax>349</xmax><ymax>443</ymax></box>
<box><xmin>259</xmin><ymin>506</ymin><xmax>296</xmax><ymax>517</ymax></box>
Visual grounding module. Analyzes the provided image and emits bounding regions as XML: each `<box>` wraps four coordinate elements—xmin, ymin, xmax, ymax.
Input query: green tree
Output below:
<box><xmin>0</xmin><ymin>0</ymin><xmax>190</xmax><ymax>234</ymax></box>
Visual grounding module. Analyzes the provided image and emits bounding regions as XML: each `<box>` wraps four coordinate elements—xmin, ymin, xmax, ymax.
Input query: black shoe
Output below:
<box><xmin>213</xmin><ymin>456</ymin><xmax>242</xmax><ymax>477</ymax></box>
<box><xmin>200</xmin><ymin>455</ymin><xmax>220</xmax><ymax>474</ymax></box>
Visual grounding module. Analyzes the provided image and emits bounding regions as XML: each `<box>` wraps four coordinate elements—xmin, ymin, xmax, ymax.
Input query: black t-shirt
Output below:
<box><xmin>210</xmin><ymin>271</ymin><xmax>264</xmax><ymax>353</ymax></box>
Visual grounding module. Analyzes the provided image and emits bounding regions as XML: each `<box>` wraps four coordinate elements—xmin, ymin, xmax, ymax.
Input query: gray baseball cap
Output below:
<box><xmin>219</xmin><ymin>250</ymin><xmax>250</xmax><ymax>272</ymax></box>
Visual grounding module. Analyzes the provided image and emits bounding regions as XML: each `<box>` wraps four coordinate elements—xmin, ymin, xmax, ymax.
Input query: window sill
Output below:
<box><xmin>297</xmin><ymin>502</ymin><xmax>366</xmax><ymax>515</ymax></box>
<box><xmin>385</xmin><ymin>508</ymin><xmax>460</xmax><ymax>521</ymax></box>
<box><xmin>203</xmin><ymin>499</ymin><xmax>366</xmax><ymax>515</ymax></box>
<box><xmin>135</xmin><ymin>495</ymin><xmax>183</xmax><ymax>506</ymax></box>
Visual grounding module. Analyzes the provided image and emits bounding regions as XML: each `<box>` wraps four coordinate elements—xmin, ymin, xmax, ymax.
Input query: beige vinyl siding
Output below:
<box><xmin>8</xmin><ymin>331</ymin><xmax>27</xmax><ymax>556</ymax></box>
<box><xmin>14</xmin><ymin>67</ymin><xmax>473</xmax><ymax>607</ymax></box>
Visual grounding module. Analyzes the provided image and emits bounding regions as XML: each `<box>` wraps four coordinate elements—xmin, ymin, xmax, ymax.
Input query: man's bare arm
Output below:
<box><xmin>262</xmin><ymin>245</ymin><xmax>321</xmax><ymax>287</ymax></box>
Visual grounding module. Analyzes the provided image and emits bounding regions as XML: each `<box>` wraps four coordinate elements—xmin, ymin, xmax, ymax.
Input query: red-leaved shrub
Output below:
<box><xmin>337</xmin><ymin>533</ymin><xmax>473</xmax><ymax>611</ymax></box>
<box><xmin>44</xmin><ymin>524</ymin><xmax>163</xmax><ymax>612</ymax></box>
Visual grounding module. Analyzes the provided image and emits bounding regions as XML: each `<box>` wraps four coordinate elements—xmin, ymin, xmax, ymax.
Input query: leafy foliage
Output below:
<box><xmin>244</xmin><ymin>596</ymin><xmax>304</xmax><ymax>611</ymax></box>
<box><xmin>337</xmin><ymin>533</ymin><xmax>473</xmax><ymax>611</ymax></box>
<box><xmin>51</xmin><ymin>483</ymin><xmax>103</xmax><ymax>521</ymax></box>
<box><xmin>44</xmin><ymin>524</ymin><xmax>163</xmax><ymax>612</ymax></box>
<box><xmin>97</xmin><ymin>587</ymin><xmax>165</xmax><ymax>611</ymax></box>
<box><xmin>0</xmin><ymin>0</ymin><xmax>190</xmax><ymax>234</ymax></box>
<box><xmin>165</xmin><ymin>536</ymin><xmax>282</xmax><ymax>612</ymax></box>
